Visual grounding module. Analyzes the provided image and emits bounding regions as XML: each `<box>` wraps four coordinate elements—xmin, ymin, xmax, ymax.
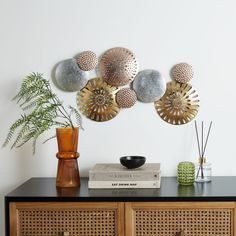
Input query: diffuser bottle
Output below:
<box><xmin>195</xmin><ymin>157</ymin><xmax>212</xmax><ymax>182</ymax></box>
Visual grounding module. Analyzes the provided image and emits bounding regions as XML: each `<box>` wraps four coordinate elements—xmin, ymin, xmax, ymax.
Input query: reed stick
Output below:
<box><xmin>201</xmin><ymin>121</ymin><xmax>204</xmax><ymax>157</ymax></box>
<box><xmin>194</xmin><ymin>120</ymin><xmax>201</xmax><ymax>158</ymax></box>
<box><xmin>200</xmin><ymin>121</ymin><xmax>204</xmax><ymax>178</ymax></box>
<box><xmin>195</xmin><ymin>120</ymin><xmax>202</xmax><ymax>178</ymax></box>
<box><xmin>202</xmin><ymin>121</ymin><xmax>213</xmax><ymax>157</ymax></box>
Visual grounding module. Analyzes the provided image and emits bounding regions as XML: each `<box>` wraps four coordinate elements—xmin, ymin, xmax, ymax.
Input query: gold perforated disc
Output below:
<box><xmin>76</xmin><ymin>51</ymin><xmax>98</xmax><ymax>71</ymax></box>
<box><xmin>77</xmin><ymin>78</ymin><xmax>120</xmax><ymax>122</ymax></box>
<box><xmin>154</xmin><ymin>81</ymin><xmax>200</xmax><ymax>125</ymax></box>
<box><xmin>99</xmin><ymin>47</ymin><xmax>139</xmax><ymax>86</ymax></box>
<box><xmin>171</xmin><ymin>63</ymin><xmax>194</xmax><ymax>83</ymax></box>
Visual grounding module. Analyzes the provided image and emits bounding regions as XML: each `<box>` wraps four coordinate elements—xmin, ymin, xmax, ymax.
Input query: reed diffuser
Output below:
<box><xmin>194</xmin><ymin>120</ymin><xmax>212</xmax><ymax>182</ymax></box>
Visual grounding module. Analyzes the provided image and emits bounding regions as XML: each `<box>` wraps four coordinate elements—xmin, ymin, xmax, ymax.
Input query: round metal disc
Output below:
<box><xmin>154</xmin><ymin>80</ymin><xmax>200</xmax><ymax>125</ymax></box>
<box><xmin>99</xmin><ymin>47</ymin><xmax>139</xmax><ymax>86</ymax></box>
<box><xmin>171</xmin><ymin>63</ymin><xmax>194</xmax><ymax>83</ymax></box>
<box><xmin>116</xmin><ymin>88</ymin><xmax>137</xmax><ymax>108</ymax></box>
<box><xmin>132</xmin><ymin>69</ymin><xmax>166</xmax><ymax>103</ymax></box>
<box><xmin>76</xmin><ymin>51</ymin><xmax>98</xmax><ymax>71</ymax></box>
<box><xmin>77</xmin><ymin>78</ymin><xmax>120</xmax><ymax>122</ymax></box>
<box><xmin>55</xmin><ymin>58</ymin><xmax>89</xmax><ymax>92</ymax></box>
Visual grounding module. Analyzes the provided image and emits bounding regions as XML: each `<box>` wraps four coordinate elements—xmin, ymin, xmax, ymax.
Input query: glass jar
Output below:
<box><xmin>177</xmin><ymin>161</ymin><xmax>195</xmax><ymax>185</ymax></box>
<box><xmin>195</xmin><ymin>157</ymin><xmax>212</xmax><ymax>182</ymax></box>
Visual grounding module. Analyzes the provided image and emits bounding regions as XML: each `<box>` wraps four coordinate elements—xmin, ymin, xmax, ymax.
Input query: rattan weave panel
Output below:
<box><xmin>134</xmin><ymin>209</ymin><xmax>232</xmax><ymax>236</ymax></box>
<box><xmin>18</xmin><ymin>209</ymin><xmax>116</xmax><ymax>236</ymax></box>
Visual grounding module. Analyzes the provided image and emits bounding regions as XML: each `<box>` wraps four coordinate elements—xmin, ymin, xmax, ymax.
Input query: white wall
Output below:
<box><xmin>1</xmin><ymin>0</ymin><xmax>236</xmax><ymax>234</ymax></box>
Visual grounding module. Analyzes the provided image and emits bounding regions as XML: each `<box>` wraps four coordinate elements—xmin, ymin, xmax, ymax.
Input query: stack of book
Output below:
<box><xmin>88</xmin><ymin>163</ymin><xmax>161</xmax><ymax>189</ymax></box>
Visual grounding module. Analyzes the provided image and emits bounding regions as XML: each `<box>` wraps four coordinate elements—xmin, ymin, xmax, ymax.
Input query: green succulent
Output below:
<box><xmin>2</xmin><ymin>72</ymin><xmax>83</xmax><ymax>154</ymax></box>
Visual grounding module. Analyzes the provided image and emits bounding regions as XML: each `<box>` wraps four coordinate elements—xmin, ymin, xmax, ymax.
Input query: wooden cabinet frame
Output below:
<box><xmin>9</xmin><ymin>201</ymin><xmax>236</xmax><ymax>236</ymax></box>
<box><xmin>7</xmin><ymin>177</ymin><xmax>236</xmax><ymax>236</ymax></box>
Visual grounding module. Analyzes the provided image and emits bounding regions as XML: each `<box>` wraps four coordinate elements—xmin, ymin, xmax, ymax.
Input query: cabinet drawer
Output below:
<box><xmin>10</xmin><ymin>202</ymin><xmax>124</xmax><ymax>236</ymax></box>
<box><xmin>125</xmin><ymin>202</ymin><xmax>235</xmax><ymax>236</ymax></box>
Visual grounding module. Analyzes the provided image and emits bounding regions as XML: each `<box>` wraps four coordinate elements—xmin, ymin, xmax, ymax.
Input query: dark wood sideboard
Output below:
<box><xmin>5</xmin><ymin>177</ymin><xmax>236</xmax><ymax>236</ymax></box>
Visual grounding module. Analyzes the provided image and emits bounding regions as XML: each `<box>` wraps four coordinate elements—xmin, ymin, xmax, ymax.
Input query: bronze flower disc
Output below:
<box><xmin>77</xmin><ymin>78</ymin><xmax>120</xmax><ymax>122</ymax></box>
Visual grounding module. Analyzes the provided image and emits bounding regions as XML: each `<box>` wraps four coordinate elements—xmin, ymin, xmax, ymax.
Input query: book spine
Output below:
<box><xmin>88</xmin><ymin>180</ymin><xmax>161</xmax><ymax>189</ymax></box>
<box><xmin>89</xmin><ymin>171</ymin><xmax>161</xmax><ymax>181</ymax></box>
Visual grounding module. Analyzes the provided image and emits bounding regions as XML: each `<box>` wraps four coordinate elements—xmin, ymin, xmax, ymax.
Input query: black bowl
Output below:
<box><xmin>120</xmin><ymin>156</ymin><xmax>146</xmax><ymax>169</ymax></box>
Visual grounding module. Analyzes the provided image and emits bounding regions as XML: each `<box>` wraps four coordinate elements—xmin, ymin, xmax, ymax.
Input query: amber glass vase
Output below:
<box><xmin>56</xmin><ymin>127</ymin><xmax>80</xmax><ymax>188</ymax></box>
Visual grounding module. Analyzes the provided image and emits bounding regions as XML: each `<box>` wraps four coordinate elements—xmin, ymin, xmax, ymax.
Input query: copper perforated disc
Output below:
<box><xmin>171</xmin><ymin>63</ymin><xmax>194</xmax><ymax>83</ymax></box>
<box><xmin>77</xmin><ymin>78</ymin><xmax>120</xmax><ymax>122</ymax></box>
<box><xmin>154</xmin><ymin>81</ymin><xmax>200</xmax><ymax>125</ymax></box>
<box><xmin>99</xmin><ymin>47</ymin><xmax>139</xmax><ymax>86</ymax></box>
<box><xmin>76</xmin><ymin>51</ymin><xmax>98</xmax><ymax>71</ymax></box>
<box><xmin>116</xmin><ymin>88</ymin><xmax>137</xmax><ymax>108</ymax></box>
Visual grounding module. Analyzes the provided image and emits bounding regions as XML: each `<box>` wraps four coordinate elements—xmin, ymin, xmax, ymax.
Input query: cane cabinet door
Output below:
<box><xmin>125</xmin><ymin>202</ymin><xmax>235</xmax><ymax>236</ymax></box>
<box><xmin>10</xmin><ymin>202</ymin><xmax>124</xmax><ymax>236</ymax></box>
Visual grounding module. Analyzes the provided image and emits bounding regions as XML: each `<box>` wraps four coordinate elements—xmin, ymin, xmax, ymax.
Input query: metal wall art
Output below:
<box><xmin>55</xmin><ymin>59</ymin><xmax>89</xmax><ymax>92</ymax></box>
<box><xmin>132</xmin><ymin>70</ymin><xmax>166</xmax><ymax>103</ymax></box>
<box><xmin>171</xmin><ymin>63</ymin><xmax>194</xmax><ymax>83</ymax></box>
<box><xmin>76</xmin><ymin>51</ymin><xmax>98</xmax><ymax>71</ymax></box>
<box><xmin>154</xmin><ymin>81</ymin><xmax>200</xmax><ymax>125</ymax></box>
<box><xmin>99</xmin><ymin>47</ymin><xmax>139</xmax><ymax>86</ymax></box>
<box><xmin>116</xmin><ymin>88</ymin><xmax>137</xmax><ymax>108</ymax></box>
<box><xmin>54</xmin><ymin>47</ymin><xmax>200</xmax><ymax>124</ymax></box>
<box><xmin>77</xmin><ymin>78</ymin><xmax>120</xmax><ymax>122</ymax></box>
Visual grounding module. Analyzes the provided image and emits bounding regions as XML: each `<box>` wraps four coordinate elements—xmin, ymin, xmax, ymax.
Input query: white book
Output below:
<box><xmin>88</xmin><ymin>180</ymin><xmax>161</xmax><ymax>189</ymax></box>
<box><xmin>89</xmin><ymin>163</ymin><xmax>161</xmax><ymax>181</ymax></box>
<box><xmin>89</xmin><ymin>171</ymin><xmax>161</xmax><ymax>181</ymax></box>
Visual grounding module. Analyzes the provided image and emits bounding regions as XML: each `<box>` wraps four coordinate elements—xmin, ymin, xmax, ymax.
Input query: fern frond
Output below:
<box><xmin>69</xmin><ymin>106</ymin><xmax>84</xmax><ymax>130</ymax></box>
<box><xmin>43</xmin><ymin>134</ymin><xmax>56</xmax><ymax>144</ymax></box>
<box><xmin>32</xmin><ymin>124</ymin><xmax>51</xmax><ymax>154</ymax></box>
<box><xmin>22</xmin><ymin>93</ymin><xmax>57</xmax><ymax>111</ymax></box>
<box><xmin>16</xmin><ymin>128</ymin><xmax>38</xmax><ymax>148</ymax></box>
<box><xmin>13</xmin><ymin>73</ymin><xmax>46</xmax><ymax>102</ymax></box>
<box><xmin>10</xmin><ymin>119</ymin><xmax>31</xmax><ymax>149</ymax></box>
<box><xmin>2</xmin><ymin>114</ymin><xmax>28</xmax><ymax>147</ymax></box>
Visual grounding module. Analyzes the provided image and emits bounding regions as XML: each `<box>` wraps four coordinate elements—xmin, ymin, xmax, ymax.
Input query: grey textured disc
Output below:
<box><xmin>132</xmin><ymin>70</ymin><xmax>166</xmax><ymax>103</ymax></box>
<box><xmin>55</xmin><ymin>58</ymin><xmax>89</xmax><ymax>92</ymax></box>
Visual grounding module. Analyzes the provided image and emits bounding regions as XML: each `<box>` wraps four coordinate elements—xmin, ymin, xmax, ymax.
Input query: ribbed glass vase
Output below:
<box><xmin>177</xmin><ymin>161</ymin><xmax>195</xmax><ymax>185</ymax></box>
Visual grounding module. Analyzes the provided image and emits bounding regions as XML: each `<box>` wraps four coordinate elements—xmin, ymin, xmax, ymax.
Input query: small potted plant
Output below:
<box><xmin>3</xmin><ymin>73</ymin><xmax>83</xmax><ymax>187</ymax></box>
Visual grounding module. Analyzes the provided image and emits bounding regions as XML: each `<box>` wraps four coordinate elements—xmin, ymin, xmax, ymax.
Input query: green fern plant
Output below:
<box><xmin>2</xmin><ymin>72</ymin><xmax>83</xmax><ymax>154</ymax></box>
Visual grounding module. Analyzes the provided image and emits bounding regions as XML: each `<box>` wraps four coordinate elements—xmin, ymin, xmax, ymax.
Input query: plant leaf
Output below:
<box><xmin>69</xmin><ymin>106</ymin><xmax>84</xmax><ymax>130</ymax></box>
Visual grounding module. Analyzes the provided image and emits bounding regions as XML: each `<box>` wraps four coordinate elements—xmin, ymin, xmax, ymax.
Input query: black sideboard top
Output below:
<box><xmin>5</xmin><ymin>177</ymin><xmax>236</xmax><ymax>202</ymax></box>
